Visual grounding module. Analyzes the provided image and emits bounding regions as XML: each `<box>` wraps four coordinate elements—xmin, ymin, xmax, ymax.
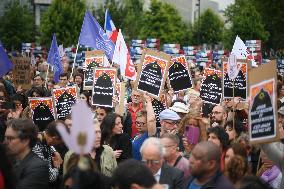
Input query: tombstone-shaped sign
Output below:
<box><xmin>92</xmin><ymin>68</ymin><xmax>116</xmax><ymax>107</ymax></box>
<box><xmin>53</xmin><ymin>86</ymin><xmax>78</xmax><ymax>120</ymax></box>
<box><xmin>135</xmin><ymin>49</ymin><xmax>171</xmax><ymax>100</ymax></box>
<box><xmin>223</xmin><ymin>60</ymin><xmax>247</xmax><ymax>100</ymax></box>
<box><xmin>83</xmin><ymin>50</ymin><xmax>104</xmax><ymax>90</ymax></box>
<box><xmin>169</xmin><ymin>56</ymin><xmax>192</xmax><ymax>92</ymax></box>
<box><xmin>249</xmin><ymin>60</ymin><xmax>278</xmax><ymax>144</ymax></box>
<box><xmin>29</xmin><ymin>97</ymin><xmax>55</xmax><ymax>132</ymax></box>
<box><xmin>200</xmin><ymin>68</ymin><xmax>222</xmax><ymax>105</ymax></box>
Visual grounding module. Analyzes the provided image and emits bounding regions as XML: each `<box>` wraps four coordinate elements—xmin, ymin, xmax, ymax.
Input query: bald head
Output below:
<box><xmin>194</xmin><ymin>141</ymin><xmax>221</xmax><ymax>163</ymax></box>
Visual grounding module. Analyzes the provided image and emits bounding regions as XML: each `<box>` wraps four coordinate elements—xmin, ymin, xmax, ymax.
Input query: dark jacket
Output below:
<box><xmin>160</xmin><ymin>163</ymin><xmax>184</xmax><ymax>189</ymax></box>
<box><xmin>110</xmin><ymin>133</ymin><xmax>132</xmax><ymax>163</ymax></box>
<box><xmin>184</xmin><ymin>170</ymin><xmax>235</xmax><ymax>189</ymax></box>
<box><xmin>13</xmin><ymin>151</ymin><xmax>49</xmax><ymax>189</ymax></box>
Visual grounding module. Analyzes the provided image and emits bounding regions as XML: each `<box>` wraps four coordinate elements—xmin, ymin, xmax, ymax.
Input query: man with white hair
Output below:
<box><xmin>140</xmin><ymin>137</ymin><xmax>184</xmax><ymax>189</ymax></box>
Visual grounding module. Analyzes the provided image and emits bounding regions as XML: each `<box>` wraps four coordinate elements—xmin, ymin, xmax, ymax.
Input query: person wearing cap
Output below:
<box><xmin>169</xmin><ymin>101</ymin><xmax>189</xmax><ymax>120</ymax></box>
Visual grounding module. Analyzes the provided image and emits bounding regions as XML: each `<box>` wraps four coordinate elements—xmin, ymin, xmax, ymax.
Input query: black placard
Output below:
<box><xmin>53</xmin><ymin>87</ymin><xmax>77</xmax><ymax>120</ymax></box>
<box><xmin>92</xmin><ymin>68</ymin><xmax>116</xmax><ymax>107</ymax></box>
<box><xmin>29</xmin><ymin>97</ymin><xmax>55</xmax><ymax>132</ymax></box>
<box><xmin>223</xmin><ymin>62</ymin><xmax>247</xmax><ymax>100</ymax></box>
<box><xmin>152</xmin><ymin>98</ymin><xmax>166</xmax><ymax>130</ymax></box>
<box><xmin>200</xmin><ymin>70</ymin><xmax>222</xmax><ymax>105</ymax></box>
<box><xmin>169</xmin><ymin>59</ymin><xmax>192</xmax><ymax>92</ymax></box>
<box><xmin>138</xmin><ymin>61</ymin><xmax>163</xmax><ymax>97</ymax></box>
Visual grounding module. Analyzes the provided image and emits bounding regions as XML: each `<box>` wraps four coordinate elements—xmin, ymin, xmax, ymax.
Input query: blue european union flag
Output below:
<box><xmin>78</xmin><ymin>11</ymin><xmax>115</xmax><ymax>60</ymax></box>
<box><xmin>0</xmin><ymin>43</ymin><xmax>13</xmax><ymax>78</ymax></box>
<box><xmin>47</xmin><ymin>34</ymin><xmax>63</xmax><ymax>83</ymax></box>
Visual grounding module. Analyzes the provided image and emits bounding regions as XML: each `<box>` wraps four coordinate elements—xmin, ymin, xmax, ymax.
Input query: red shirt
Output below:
<box><xmin>128</xmin><ymin>102</ymin><xmax>143</xmax><ymax>137</ymax></box>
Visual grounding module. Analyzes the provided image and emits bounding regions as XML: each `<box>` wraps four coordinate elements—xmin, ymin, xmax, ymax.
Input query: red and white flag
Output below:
<box><xmin>112</xmin><ymin>30</ymin><xmax>136</xmax><ymax>80</ymax></box>
<box><xmin>104</xmin><ymin>9</ymin><xmax>118</xmax><ymax>43</ymax></box>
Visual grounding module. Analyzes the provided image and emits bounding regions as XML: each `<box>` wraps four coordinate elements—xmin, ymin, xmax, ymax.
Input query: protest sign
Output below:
<box><xmin>277</xmin><ymin>59</ymin><xmax>284</xmax><ymax>75</ymax></box>
<box><xmin>29</xmin><ymin>97</ymin><xmax>55</xmax><ymax>131</ymax></box>
<box><xmin>249</xmin><ymin>60</ymin><xmax>278</xmax><ymax>144</ymax></box>
<box><xmin>168</xmin><ymin>56</ymin><xmax>193</xmax><ymax>92</ymax></box>
<box><xmin>12</xmin><ymin>57</ymin><xmax>31</xmax><ymax>90</ymax></box>
<box><xmin>53</xmin><ymin>86</ymin><xmax>78</xmax><ymax>120</ymax></box>
<box><xmin>92</xmin><ymin>68</ymin><xmax>116</xmax><ymax>107</ymax></box>
<box><xmin>152</xmin><ymin>98</ymin><xmax>166</xmax><ymax>130</ymax></box>
<box><xmin>134</xmin><ymin>49</ymin><xmax>171</xmax><ymax>100</ymax></box>
<box><xmin>223</xmin><ymin>59</ymin><xmax>247</xmax><ymax>100</ymax></box>
<box><xmin>200</xmin><ymin>68</ymin><xmax>222</xmax><ymax>105</ymax></box>
<box><xmin>83</xmin><ymin>50</ymin><xmax>104</xmax><ymax>90</ymax></box>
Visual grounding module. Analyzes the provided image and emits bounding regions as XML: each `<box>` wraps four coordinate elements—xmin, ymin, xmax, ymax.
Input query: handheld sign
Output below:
<box><xmin>12</xmin><ymin>57</ymin><xmax>31</xmax><ymax>90</ymax></box>
<box><xmin>223</xmin><ymin>59</ymin><xmax>247</xmax><ymax>100</ymax></box>
<box><xmin>168</xmin><ymin>56</ymin><xmax>193</xmax><ymax>92</ymax></box>
<box><xmin>92</xmin><ymin>68</ymin><xmax>116</xmax><ymax>107</ymax></box>
<box><xmin>134</xmin><ymin>49</ymin><xmax>171</xmax><ymax>100</ymax></box>
<box><xmin>83</xmin><ymin>50</ymin><xmax>104</xmax><ymax>90</ymax></box>
<box><xmin>53</xmin><ymin>86</ymin><xmax>78</xmax><ymax>120</ymax></box>
<box><xmin>249</xmin><ymin>60</ymin><xmax>278</xmax><ymax>144</ymax></box>
<box><xmin>200</xmin><ymin>68</ymin><xmax>222</xmax><ymax>105</ymax></box>
<box><xmin>152</xmin><ymin>98</ymin><xmax>166</xmax><ymax>130</ymax></box>
<box><xmin>29</xmin><ymin>97</ymin><xmax>55</xmax><ymax>132</ymax></box>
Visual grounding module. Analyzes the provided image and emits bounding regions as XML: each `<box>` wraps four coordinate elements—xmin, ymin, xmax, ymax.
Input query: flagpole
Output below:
<box><xmin>71</xmin><ymin>42</ymin><xmax>79</xmax><ymax>78</ymax></box>
<box><xmin>45</xmin><ymin>64</ymin><xmax>50</xmax><ymax>88</ymax></box>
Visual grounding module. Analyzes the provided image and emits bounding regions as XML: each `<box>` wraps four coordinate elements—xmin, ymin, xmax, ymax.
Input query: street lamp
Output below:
<box><xmin>196</xmin><ymin>0</ymin><xmax>201</xmax><ymax>45</ymax></box>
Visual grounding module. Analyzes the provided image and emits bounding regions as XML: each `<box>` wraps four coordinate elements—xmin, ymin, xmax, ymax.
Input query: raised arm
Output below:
<box><xmin>144</xmin><ymin>93</ymin><xmax>156</xmax><ymax>136</ymax></box>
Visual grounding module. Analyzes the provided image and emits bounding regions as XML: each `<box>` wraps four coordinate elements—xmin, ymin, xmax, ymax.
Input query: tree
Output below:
<box><xmin>139</xmin><ymin>0</ymin><xmax>189</xmax><ymax>45</ymax></box>
<box><xmin>0</xmin><ymin>1</ymin><xmax>35</xmax><ymax>51</ymax></box>
<box><xmin>192</xmin><ymin>9</ymin><xmax>224</xmax><ymax>46</ymax></box>
<box><xmin>224</xmin><ymin>0</ymin><xmax>269</xmax><ymax>49</ymax></box>
<box><xmin>252</xmin><ymin>0</ymin><xmax>284</xmax><ymax>50</ymax></box>
<box><xmin>40</xmin><ymin>0</ymin><xmax>86</xmax><ymax>47</ymax></box>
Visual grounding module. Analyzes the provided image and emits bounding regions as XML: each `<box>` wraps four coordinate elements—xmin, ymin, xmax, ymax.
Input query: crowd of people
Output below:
<box><xmin>0</xmin><ymin>53</ymin><xmax>284</xmax><ymax>189</ymax></box>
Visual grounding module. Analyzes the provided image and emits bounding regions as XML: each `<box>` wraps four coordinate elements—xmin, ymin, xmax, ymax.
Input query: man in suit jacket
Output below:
<box><xmin>140</xmin><ymin>137</ymin><xmax>184</xmax><ymax>189</ymax></box>
<box><xmin>4</xmin><ymin>119</ymin><xmax>49</xmax><ymax>189</ymax></box>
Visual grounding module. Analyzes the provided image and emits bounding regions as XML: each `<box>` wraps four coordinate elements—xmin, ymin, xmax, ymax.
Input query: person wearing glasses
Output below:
<box><xmin>132</xmin><ymin>94</ymin><xmax>156</xmax><ymax>160</ymax></box>
<box><xmin>140</xmin><ymin>137</ymin><xmax>184</xmax><ymax>189</ymax></box>
<box><xmin>3</xmin><ymin>119</ymin><xmax>49</xmax><ymax>189</ymax></box>
<box><xmin>210</xmin><ymin>105</ymin><xmax>228</xmax><ymax>128</ymax></box>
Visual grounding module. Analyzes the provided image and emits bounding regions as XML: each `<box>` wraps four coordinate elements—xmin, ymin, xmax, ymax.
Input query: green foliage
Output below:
<box><xmin>139</xmin><ymin>0</ymin><xmax>189</xmax><ymax>45</ymax></box>
<box><xmin>224</xmin><ymin>0</ymin><xmax>269</xmax><ymax>49</ymax></box>
<box><xmin>252</xmin><ymin>0</ymin><xmax>284</xmax><ymax>50</ymax></box>
<box><xmin>0</xmin><ymin>2</ymin><xmax>35</xmax><ymax>50</ymax></box>
<box><xmin>192</xmin><ymin>9</ymin><xmax>224</xmax><ymax>46</ymax></box>
<box><xmin>40</xmin><ymin>0</ymin><xmax>86</xmax><ymax>47</ymax></box>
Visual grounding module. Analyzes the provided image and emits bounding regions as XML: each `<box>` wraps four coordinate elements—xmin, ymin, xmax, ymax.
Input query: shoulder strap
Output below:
<box><xmin>173</xmin><ymin>155</ymin><xmax>183</xmax><ymax>167</ymax></box>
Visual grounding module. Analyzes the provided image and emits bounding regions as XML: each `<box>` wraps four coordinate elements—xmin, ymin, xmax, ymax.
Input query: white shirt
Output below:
<box><xmin>154</xmin><ymin>168</ymin><xmax>162</xmax><ymax>182</ymax></box>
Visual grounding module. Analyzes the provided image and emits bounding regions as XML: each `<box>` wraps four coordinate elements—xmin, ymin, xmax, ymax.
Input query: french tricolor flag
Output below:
<box><xmin>104</xmin><ymin>9</ymin><xmax>118</xmax><ymax>43</ymax></box>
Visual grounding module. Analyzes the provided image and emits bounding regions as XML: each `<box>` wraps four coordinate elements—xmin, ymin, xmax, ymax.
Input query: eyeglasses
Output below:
<box><xmin>132</xmin><ymin>95</ymin><xmax>141</xmax><ymax>98</ymax></box>
<box><xmin>4</xmin><ymin>135</ymin><xmax>19</xmax><ymax>142</ymax></box>
<box><xmin>141</xmin><ymin>159</ymin><xmax>160</xmax><ymax>165</ymax></box>
<box><xmin>163</xmin><ymin>144</ymin><xmax>176</xmax><ymax>148</ymax></box>
<box><xmin>136</xmin><ymin>121</ymin><xmax>146</xmax><ymax>126</ymax></box>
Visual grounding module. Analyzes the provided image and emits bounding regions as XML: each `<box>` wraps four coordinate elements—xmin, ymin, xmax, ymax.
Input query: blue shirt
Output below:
<box><xmin>188</xmin><ymin>181</ymin><xmax>202</xmax><ymax>189</ymax></box>
<box><xmin>132</xmin><ymin>132</ymin><xmax>148</xmax><ymax>160</ymax></box>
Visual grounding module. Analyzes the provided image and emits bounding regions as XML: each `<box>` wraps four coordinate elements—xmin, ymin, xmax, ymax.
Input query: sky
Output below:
<box><xmin>211</xmin><ymin>0</ymin><xmax>235</xmax><ymax>10</ymax></box>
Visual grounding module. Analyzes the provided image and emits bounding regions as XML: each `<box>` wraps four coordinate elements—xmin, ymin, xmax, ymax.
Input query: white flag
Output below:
<box><xmin>231</xmin><ymin>36</ymin><xmax>250</xmax><ymax>59</ymax></box>
<box><xmin>112</xmin><ymin>29</ymin><xmax>136</xmax><ymax>80</ymax></box>
<box><xmin>228</xmin><ymin>53</ymin><xmax>239</xmax><ymax>80</ymax></box>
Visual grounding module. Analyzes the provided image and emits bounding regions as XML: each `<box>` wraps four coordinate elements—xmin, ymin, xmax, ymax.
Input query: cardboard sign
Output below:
<box><xmin>168</xmin><ymin>56</ymin><xmax>193</xmax><ymax>92</ymax></box>
<box><xmin>53</xmin><ymin>86</ymin><xmax>78</xmax><ymax>120</ymax></box>
<box><xmin>200</xmin><ymin>68</ymin><xmax>222</xmax><ymax>105</ymax></box>
<box><xmin>223</xmin><ymin>59</ymin><xmax>247</xmax><ymax>100</ymax></box>
<box><xmin>12</xmin><ymin>57</ymin><xmax>31</xmax><ymax>90</ymax></box>
<box><xmin>115</xmin><ymin>82</ymin><xmax>126</xmax><ymax>114</ymax></box>
<box><xmin>134</xmin><ymin>49</ymin><xmax>171</xmax><ymax>100</ymax></box>
<box><xmin>92</xmin><ymin>68</ymin><xmax>116</xmax><ymax>107</ymax></box>
<box><xmin>29</xmin><ymin>97</ymin><xmax>55</xmax><ymax>131</ymax></box>
<box><xmin>249</xmin><ymin>60</ymin><xmax>278</xmax><ymax>143</ymax></box>
<box><xmin>83</xmin><ymin>50</ymin><xmax>104</xmax><ymax>90</ymax></box>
